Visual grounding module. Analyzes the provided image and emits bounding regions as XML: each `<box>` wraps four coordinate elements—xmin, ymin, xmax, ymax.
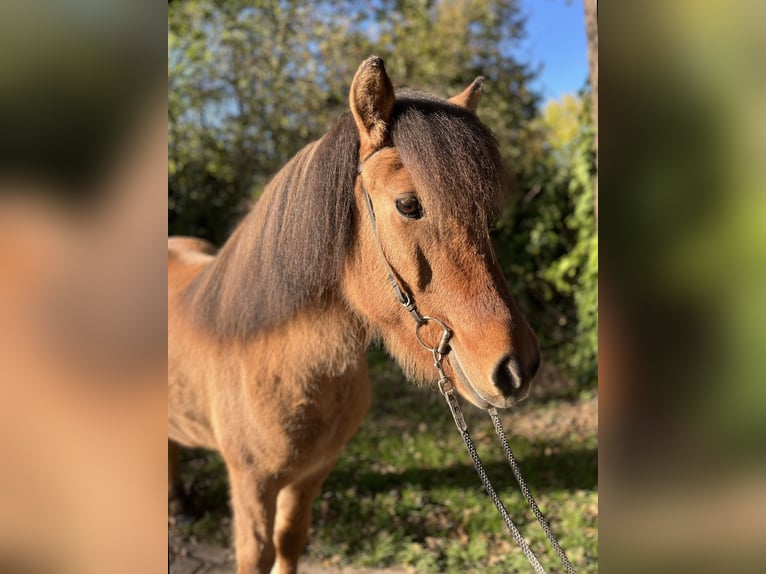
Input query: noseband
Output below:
<box><xmin>357</xmin><ymin>148</ymin><xmax>577</xmax><ymax>574</ymax></box>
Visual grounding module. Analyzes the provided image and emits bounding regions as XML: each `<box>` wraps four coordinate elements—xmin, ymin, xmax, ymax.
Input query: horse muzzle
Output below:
<box><xmin>448</xmin><ymin>348</ymin><xmax>539</xmax><ymax>409</ymax></box>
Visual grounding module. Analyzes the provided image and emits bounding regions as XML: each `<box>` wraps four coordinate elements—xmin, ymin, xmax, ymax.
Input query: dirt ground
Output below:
<box><xmin>168</xmin><ymin>536</ymin><xmax>411</xmax><ymax>574</ymax></box>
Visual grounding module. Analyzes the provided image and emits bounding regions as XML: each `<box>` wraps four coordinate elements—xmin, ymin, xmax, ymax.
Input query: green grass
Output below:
<box><xmin>177</xmin><ymin>349</ymin><xmax>598</xmax><ymax>572</ymax></box>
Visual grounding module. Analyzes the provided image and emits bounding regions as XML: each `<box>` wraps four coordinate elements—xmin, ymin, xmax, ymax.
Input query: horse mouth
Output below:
<box><xmin>447</xmin><ymin>350</ymin><xmax>516</xmax><ymax>409</ymax></box>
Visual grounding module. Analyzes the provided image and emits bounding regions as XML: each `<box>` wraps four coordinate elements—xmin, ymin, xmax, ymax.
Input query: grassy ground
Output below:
<box><xmin>175</xmin><ymin>349</ymin><xmax>598</xmax><ymax>573</ymax></box>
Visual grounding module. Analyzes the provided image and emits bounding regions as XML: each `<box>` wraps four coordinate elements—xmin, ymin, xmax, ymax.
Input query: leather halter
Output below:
<box><xmin>357</xmin><ymin>147</ymin><xmax>426</xmax><ymax>326</ymax></box>
<box><xmin>357</xmin><ymin>147</ymin><xmax>453</xmax><ymax>358</ymax></box>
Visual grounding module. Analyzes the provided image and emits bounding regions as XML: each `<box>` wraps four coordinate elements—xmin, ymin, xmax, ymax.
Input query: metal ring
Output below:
<box><xmin>415</xmin><ymin>316</ymin><xmax>452</xmax><ymax>352</ymax></box>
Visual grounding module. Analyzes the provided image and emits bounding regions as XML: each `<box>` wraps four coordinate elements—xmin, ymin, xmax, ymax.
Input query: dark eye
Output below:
<box><xmin>394</xmin><ymin>194</ymin><xmax>423</xmax><ymax>219</ymax></box>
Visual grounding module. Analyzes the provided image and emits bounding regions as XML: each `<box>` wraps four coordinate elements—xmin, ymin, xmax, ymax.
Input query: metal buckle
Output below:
<box><xmin>415</xmin><ymin>316</ymin><xmax>452</xmax><ymax>355</ymax></box>
<box><xmin>437</xmin><ymin>377</ymin><xmax>454</xmax><ymax>395</ymax></box>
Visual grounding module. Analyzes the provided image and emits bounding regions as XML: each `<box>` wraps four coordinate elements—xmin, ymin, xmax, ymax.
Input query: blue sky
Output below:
<box><xmin>518</xmin><ymin>0</ymin><xmax>590</xmax><ymax>103</ymax></box>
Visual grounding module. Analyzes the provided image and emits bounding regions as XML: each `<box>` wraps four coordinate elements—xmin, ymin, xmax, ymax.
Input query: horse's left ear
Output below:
<box><xmin>448</xmin><ymin>76</ymin><xmax>485</xmax><ymax>112</ymax></box>
<box><xmin>350</xmin><ymin>56</ymin><xmax>395</xmax><ymax>154</ymax></box>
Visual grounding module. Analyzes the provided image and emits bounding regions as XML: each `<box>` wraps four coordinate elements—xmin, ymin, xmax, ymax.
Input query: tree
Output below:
<box><xmin>168</xmin><ymin>0</ymin><xmax>538</xmax><ymax>242</ymax></box>
<box><xmin>584</xmin><ymin>0</ymin><xmax>598</xmax><ymax>226</ymax></box>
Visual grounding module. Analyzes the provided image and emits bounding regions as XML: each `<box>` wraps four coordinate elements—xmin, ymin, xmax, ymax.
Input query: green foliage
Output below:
<box><xmin>168</xmin><ymin>0</ymin><xmax>538</xmax><ymax>243</ymax></box>
<box><xmin>313</xmin><ymin>356</ymin><xmax>600</xmax><ymax>572</ymax></box>
<box><xmin>495</xmin><ymin>94</ymin><xmax>597</xmax><ymax>386</ymax></box>
<box><xmin>169</xmin><ymin>0</ymin><xmax>355</xmax><ymax>241</ymax></box>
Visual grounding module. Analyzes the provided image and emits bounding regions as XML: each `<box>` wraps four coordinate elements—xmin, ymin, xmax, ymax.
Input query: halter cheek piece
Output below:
<box><xmin>358</xmin><ymin>147</ymin><xmax>452</xmax><ymax>360</ymax></box>
<box><xmin>356</xmin><ymin>147</ymin><xmax>577</xmax><ymax>574</ymax></box>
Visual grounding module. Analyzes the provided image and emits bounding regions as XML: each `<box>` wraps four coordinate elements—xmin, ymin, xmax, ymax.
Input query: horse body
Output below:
<box><xmin>169</xmin><ymin>57</ymin><xmax>540</xmax><ymax>574</ymax></box>
<box><xmin>169</xmin><ymin>236</ymin><xmax>371</xmax><ymax>573</ymax></box>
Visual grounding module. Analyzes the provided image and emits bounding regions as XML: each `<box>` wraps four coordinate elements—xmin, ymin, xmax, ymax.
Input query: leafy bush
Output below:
<box><xmin>495</xmin><ymin>94</ymin><xmax>597</xmax><ymax>386</ymax></box>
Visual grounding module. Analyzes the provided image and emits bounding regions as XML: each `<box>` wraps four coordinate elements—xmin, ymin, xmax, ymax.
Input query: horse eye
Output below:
<box><xmin>395</xmin><ymin>195</ymin><xmax>423</xmax><ymax>219</ymax></box>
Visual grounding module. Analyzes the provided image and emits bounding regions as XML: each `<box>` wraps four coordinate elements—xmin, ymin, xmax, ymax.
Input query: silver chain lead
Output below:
<box><xmin>437</xmin><ymin>377</ymin><xmax>547</xmax><ymax>574</ymax></box>
<box><xmin>429</xmin><ymin>329</ymin><xmax>576</xmax><ymax>573</ymax></box>
<box><xmin>488</xmin><ymin>408</ymin><xmax>577</xmax><ymax>574</ymax></box>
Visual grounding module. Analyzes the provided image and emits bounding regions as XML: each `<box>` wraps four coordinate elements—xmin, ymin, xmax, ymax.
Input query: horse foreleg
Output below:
<box><xmin>273</xmin><ymin>468</ymin><xmax>333</xmax><ymax>574</ymax></box>
<box><xmin>228</xmin><ymin>466</ymin><xmax>280</xmax><ymax>574</ymax></box>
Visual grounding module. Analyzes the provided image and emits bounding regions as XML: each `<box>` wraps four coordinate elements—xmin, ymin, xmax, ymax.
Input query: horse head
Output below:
<box><xmin>343</xmin><ymin>57</ymin><xmax>540</xmax><ymax>409</ymax></box>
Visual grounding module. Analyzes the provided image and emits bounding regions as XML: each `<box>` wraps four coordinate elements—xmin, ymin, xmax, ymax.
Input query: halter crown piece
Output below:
<box><xmin>357</xmin><ymin>147</ymin><xmax>577</xmax><ymax>574</ymax></box>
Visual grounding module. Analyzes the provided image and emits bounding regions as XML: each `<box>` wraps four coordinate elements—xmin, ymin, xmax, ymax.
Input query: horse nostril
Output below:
<box><xmin>492</xmin><ymin>355</ymin><xmax>522</xmax><ymax>396</ymax></box>
<box><xmin>492</xmin><ymin>351</ymin><xmax>541</xmax><ymax>400</ymax></box>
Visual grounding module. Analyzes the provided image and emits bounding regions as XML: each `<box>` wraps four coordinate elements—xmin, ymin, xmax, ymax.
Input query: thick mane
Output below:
<box><xmin>186</xmin><ymin>114</ymin><xmax>360</xmax><ymax>339</ymax></box>
<box><xmin>186</xmin><ymin>89</ymin><xmax>504</xmax><ymax>340</ymax></box>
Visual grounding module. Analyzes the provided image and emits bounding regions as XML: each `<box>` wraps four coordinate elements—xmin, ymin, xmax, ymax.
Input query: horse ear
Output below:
<box><xmin>448</xmin><ymin>76</ymin><xmax>485</xmax><ymax>112</ymax></box>
<box><xmin>349</xmin><ymin>56</ymin><xmax>395</xmax><ymax>153</ymax></box>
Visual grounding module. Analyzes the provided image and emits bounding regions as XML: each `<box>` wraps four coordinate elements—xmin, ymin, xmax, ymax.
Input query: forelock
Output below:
<box><xmin>390</xmin><ymin>89</ymin><xmax>505</xmax><ymax>230</ymax></box>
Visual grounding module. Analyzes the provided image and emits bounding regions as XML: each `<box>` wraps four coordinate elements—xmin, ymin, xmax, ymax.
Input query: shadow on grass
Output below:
<box><xmin>175</xmin><ymin>443</ymin><xmax>596</xmax><ymax>522</ymax></box>
<box><xmin>327</xmin><ymin>445</ymin><xmax>597</xmax><ymax>495</ymax></box>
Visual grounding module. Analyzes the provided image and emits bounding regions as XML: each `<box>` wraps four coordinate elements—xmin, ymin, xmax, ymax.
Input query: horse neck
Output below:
<box><xmin>240</xmin><ymin>298</ymin><xmax>370</xmax><ymax>386</ymax></box>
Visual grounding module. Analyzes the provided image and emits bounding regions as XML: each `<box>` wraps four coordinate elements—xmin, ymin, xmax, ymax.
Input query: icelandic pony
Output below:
<box><xmin>168</xmin><ymin>57</ymin><xmax>540</xmax><ymax>574</ymax></box>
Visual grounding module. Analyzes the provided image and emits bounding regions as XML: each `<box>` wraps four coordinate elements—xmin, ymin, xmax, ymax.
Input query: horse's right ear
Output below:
<box><xmin>349</xmin><ymin>56</ymin><xmax>395</xmax><ymax>155</ymax></box>
<box><xmin>448</xmin><ymin>77</ymin><xmax>485</xmax><ymax>112</ymax></box>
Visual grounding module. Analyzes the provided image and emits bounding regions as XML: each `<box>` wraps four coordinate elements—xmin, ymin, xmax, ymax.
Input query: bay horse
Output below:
<box><xmin>168</xmin><ymin>56</ymin><xmax>540</xmax><ymax>574</ymax></box>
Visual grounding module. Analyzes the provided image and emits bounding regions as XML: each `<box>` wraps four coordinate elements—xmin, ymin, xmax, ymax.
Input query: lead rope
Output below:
<box><xmin>358</xmin><ymin>149</ymin><xmax>575</xmax><ymax>573</ymax></box>
<box><xmin>433</xmin><ymin>353</ymin><xmax>547</xmax><ymax>574</ymax></box>
<box><xmin>487</xmin><ymin>408</ymin><xmax>577</xmax><ymax>574</ymax></box>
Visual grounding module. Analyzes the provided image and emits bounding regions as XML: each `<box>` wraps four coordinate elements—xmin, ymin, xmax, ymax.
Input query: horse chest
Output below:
<box><xmin>216</xmin><ymin>368</ymin><xmax>369</xmax><ymax>475</ymax></box>
<box><xmin>257</xmin><ymin>370</ymin><xmax>369</xmax><ymax>445</ymax></box>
